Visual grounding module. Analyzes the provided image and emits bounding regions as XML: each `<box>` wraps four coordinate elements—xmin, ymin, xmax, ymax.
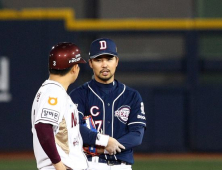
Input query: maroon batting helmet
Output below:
<box><xmin>49</xmin><ymin>42</ymin><xmax>86</xmax><ymax>70</ymax></box>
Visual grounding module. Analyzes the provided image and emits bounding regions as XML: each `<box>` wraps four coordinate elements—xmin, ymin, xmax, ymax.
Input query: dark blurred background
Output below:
<box><xmin>0</xmin><ymin>0</ymin><xmax>222</xmax><ymax>153</ymax></box>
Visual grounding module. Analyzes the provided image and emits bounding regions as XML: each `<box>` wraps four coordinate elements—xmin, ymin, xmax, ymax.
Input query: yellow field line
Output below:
<box><xmin>1</xmin><ymin>8</ymin><xmax>222</xmax><ymax>31</ymax></box>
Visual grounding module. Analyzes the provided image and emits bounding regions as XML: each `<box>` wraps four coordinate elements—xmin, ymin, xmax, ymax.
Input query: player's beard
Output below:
<box><xmin>97</xmin><ymin>70</ymin><xmax>114</xmax><ymax>82</ymax></box>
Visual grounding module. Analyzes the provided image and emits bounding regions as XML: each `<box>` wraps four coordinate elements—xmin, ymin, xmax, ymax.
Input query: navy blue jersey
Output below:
<box><xmin>70</xmin><ymin>79</ymin><xmax>146</xmax><ymax>164</ymax></box>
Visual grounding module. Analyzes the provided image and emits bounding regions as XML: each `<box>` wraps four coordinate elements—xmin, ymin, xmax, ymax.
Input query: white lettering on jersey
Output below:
<box><xmin>141</xmin><ymin>102</ymin><xmax>145</xmax><ymax>114</ymax></box>
<box><xmin>0</xmin><ymin>57</ymin><xmax>12</xmax><ymax>102</ymax></box>
<box><xmin>94</xmin><ymin>120</ymin><xmax>102</xmax><ymax>131</ymax></box>
<box><xmin>137</xmin><ymin>115</ymin><xmax>146</xmax><ymax>120</ymax></box>
<box><xmin>90</xmin><ymin>106</ymin><xmax>100</xmax><ymax>117</ymax></box>
<box><xmin>99</xmin><ymin>41</ymin><xmax>107</xmax><ymax>50</ymax></box>
<box><xmin>41</xmin><ymin>108</ymin><xmax>60</xmax><ymax>121</ymax></box>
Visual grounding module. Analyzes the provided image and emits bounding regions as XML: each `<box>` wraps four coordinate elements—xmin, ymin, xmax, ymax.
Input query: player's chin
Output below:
<box><xmin>99</xmin><ymin>75</ymin><xmax>112</xmax><ymax>82</ymax></box>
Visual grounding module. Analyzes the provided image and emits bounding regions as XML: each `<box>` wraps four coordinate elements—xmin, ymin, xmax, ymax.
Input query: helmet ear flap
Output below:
<box><xmin>49</xmin><ymin>42</ymin><xmax>86</xmax><ymax>70</ymax></box>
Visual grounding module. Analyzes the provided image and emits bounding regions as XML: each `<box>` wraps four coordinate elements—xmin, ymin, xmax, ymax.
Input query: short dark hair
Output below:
<box><xmin>49</xmin><ymin>67</ymin><xmax>72</xmax><ymax>76</ymax></box>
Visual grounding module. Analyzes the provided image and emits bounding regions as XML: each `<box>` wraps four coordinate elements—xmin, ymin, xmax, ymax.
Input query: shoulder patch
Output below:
<box><xmin>48</xmin><ymin>97</ymin><xmax>58</xmax><ymax>105</ymax></box>
<box><xmin>41</xmin><ymin>108</ymin><xmax>60</xmax><ymax>122</ymax></box>
<box><xmin>114</xmin><ymin>105</ymin><xmax>131</xmax><ymax>124</ymax></box>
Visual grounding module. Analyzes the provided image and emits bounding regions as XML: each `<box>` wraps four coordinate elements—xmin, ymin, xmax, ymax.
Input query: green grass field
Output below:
<box><xmin>0</xmin><ymin>154</ymin><xmax>222</xmax><ymax>170</ymax></box>
<box><xmin>133</xmin><ymin>160</ymin><xmax>222</xmax><ymax>170</ymax></box>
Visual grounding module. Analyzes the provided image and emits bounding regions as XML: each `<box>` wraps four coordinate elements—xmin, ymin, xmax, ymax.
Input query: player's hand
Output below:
<box><xmin>105</xmin><ymin>137</ymin><xmax>125</xmax><ymax>155</ymax></box>
<box><xmin>53</xmin><ymin>161</ymin><xmax>66</xmax><ymax>170</ymax></box>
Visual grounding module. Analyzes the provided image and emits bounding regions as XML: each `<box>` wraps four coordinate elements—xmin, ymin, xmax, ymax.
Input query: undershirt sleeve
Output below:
<box><xmin>80</xmin><ymin>124</ymin><xmax>98</xmax><ymax>146</ymax></box>
<box><xmin>117</xmin><ymin>125</ymin><xmax>145</xmax><ymax>150</ymax></box>
<box><xmin>35</xmin><ymin>123</ymin><xmax>61</xmax><ymax>164</ymax></box>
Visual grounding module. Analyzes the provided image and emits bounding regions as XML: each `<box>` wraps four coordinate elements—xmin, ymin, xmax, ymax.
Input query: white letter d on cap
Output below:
<box><xmin>99</xmin><ymin>41</ymin><xmax>107</xmax><ymax>50</ymax></box>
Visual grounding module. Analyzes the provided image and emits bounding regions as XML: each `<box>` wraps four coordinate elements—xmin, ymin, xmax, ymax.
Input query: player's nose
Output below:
<box><xmin>101</xmin><ymin>60</ymin><xmax>108</xmax><ymax>67</ymax></box>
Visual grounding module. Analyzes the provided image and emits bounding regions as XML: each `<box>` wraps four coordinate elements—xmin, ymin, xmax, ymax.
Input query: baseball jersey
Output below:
<box><xmin>31</xmin><ymin>80</ymin><xmax>88</xmax><ymax>170</ymax></box>
<box><xmin>70</xmin><ymin>79</ymin><xmax>146</xmax><ymax>164</ymax></box>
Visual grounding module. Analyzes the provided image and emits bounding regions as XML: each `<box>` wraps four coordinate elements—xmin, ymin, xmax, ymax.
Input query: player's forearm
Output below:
<box><xmin>117</xmin><ymin>126</ymin><xmax>145</xmax><ymax>150</ymax></box>
<box><xmin>35</xmin><ymin>123</ymin><xmax>61</xmax><ymax>164</ymax></box>
<box><xmin>80</xmin><ymin>124</ymin><xmax>110</xmax><ymax>146</ymax></box>
<box><xmin>80</xmin><ymin>124</ymin><xmax>98</xmax><ymax>145</ymax></box>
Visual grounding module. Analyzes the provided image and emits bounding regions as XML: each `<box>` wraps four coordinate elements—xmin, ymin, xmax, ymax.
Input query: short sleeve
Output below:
<box><xmin>128</xmin><ymin>91</ymin><xmax>146</xmax><ymax>127</ymax></box>
<box><xmin>34</xmin><ymin>89</ymin><xmax>64</xmax><ymax>127</ymax></box>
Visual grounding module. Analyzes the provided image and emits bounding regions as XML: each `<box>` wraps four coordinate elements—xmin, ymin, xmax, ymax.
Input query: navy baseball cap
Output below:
<box><xmin>89</xmin><ymin>38</ymin><xmax>118</xmax><ymax>59</ymax></box>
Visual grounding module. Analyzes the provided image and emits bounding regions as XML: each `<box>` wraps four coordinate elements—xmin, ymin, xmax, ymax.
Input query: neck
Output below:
<box><xmin>49</xmin><ymin>74</ymin><xmax>70</xmax><ymax>91</ymax></box>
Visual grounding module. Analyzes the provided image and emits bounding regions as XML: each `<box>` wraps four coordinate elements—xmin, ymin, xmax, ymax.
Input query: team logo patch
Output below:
<box><xmin>99</xmin><ymin>40</ymin><xmax>107</xmax><ymax>50</ymax></box>
<box><xmin>114</xmin><ymin>105</ymin><xmax>131</xmax><ymax>124</ymax></box>
<box><xmin>48</xmin><ymin>97</ymin><xmax>58</xmax><ymax>105</ymax></box>
<box><xmin>41</xmin><ymin>108</ymin><xmax>60</xmax><ymax>121</ymax></box>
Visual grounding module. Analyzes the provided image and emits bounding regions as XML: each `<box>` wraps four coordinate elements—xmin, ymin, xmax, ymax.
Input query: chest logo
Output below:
<box><xmin>114</xmin><ymin>105</ymin><xmax>131</xmax><ymax>124</ymax></box>
<box><xmin>48</xmin><ymin>97</ymin><xmax>57</xmax><ymax>105</ymax></box>
<box><xmin>90</xmin><ymin>106</ymin><xmax>100</xmax><ymax>117</ymax></box>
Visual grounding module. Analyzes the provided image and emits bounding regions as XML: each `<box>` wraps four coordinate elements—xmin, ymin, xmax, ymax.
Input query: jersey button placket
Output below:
<box><xmin>107</xmin><ymin>104</ymin><xmax>111</xmax><ymax>124</ymax></box>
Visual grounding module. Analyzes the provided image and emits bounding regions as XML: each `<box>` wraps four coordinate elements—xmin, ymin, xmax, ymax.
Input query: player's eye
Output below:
<box><xmin>95</xmin><ymin>59</ymin><xmax>102</xmax><ymax>62</ymax></box>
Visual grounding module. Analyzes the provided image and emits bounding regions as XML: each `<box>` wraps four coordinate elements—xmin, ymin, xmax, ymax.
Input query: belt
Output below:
<box><xmin>87</xmin><ymin>157</ymin><xmax>131</xmax><ymax>166</ymax></box>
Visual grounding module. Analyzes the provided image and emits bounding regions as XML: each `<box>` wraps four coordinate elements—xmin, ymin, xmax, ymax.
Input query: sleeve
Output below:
<box><xmin>127</xmin><ymin>91</ymin><xmax>146</xmax><ymax>127</ymax></box>
<box><xmin>80</xmin><ymin>115</ymin><xmax>109</xmax><ymax>147</ymax></box>
<box><xmin>117</xmin><ymin>125</ymin><xmax>145</xmax><ymax>150</ymax></box>
<box><xmin>115</xmin><ymin>91</ymin><xmax>146</xmax><ymax>150</ymax></box>
<box><xmin>34</xmin><ymin>89</ymin><xmax>63</xmax><ymax>129</ymax></box>
<box><xmin>80</xmin><ymin>124</ymin><xmax>98</xmax><ymax>146</ymax></box>
<box><xmin>35</xmin><ymin>123</ymin><xmax>61</xmax><ymax>164</ymax></box>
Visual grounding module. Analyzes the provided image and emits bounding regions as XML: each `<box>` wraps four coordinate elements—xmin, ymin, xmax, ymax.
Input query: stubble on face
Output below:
<box><xmin>97</xmin><ymin>68</ymin><xmax>114</xmax><ymax>82</ymax></box>
<box><xmin>91</xmin><ymin>56</ymin><xmax>117</xmax><ymax>84</ymax></box>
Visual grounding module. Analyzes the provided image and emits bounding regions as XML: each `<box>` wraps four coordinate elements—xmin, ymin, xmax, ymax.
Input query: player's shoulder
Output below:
<box><xmin>118</xmin><ymin>80</ymin><xmax>141</xmax><ymax>95</ymax></box>
<box><xmin>116</xmin><ymin>81</ymin><xmax>143</xmax><ymax>102</ymax></box>
<box><xmin>41</xmin><ymin>80</ymin><xmax>66</xmax><ymax>96</ymax></box>
<box><xmin>35</xmin><ymin>80</ymin><xmax>67</xmax><ymax>106</ymax></box>
<box><xmin>69</xmin><ymin>81</ymin><xmax>90</xmax><ymax>96</ymax></box>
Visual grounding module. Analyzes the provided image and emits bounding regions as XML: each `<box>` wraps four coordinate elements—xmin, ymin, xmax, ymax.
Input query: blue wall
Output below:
<box><xmin>0</xmin><ymin>19</ymin><xmax>222</xmax><ymax>153</ymax></box>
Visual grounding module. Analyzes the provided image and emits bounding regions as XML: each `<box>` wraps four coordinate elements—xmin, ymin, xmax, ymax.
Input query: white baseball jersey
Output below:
<box><xmin>31</xmin><ymin>80</ymin><xmax>88</xmax><ymax>170</ymax></box>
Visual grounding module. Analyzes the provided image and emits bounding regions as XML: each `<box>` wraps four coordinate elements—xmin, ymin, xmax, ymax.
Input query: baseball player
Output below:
<box><xmin>69</xmin><ymin>38</ymin><xmax>146</xmax><ymax>170</ymax></box>
<box><xmin>31</xmin><ymin>42</ymin><xmax>124</xmax><ymax>170</ymax></box>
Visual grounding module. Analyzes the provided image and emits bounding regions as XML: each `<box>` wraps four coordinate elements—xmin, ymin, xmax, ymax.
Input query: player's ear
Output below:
<box><xmin>115</xmin><ymin>56</ymin><xmax>119</xmax><ymax>67</ymax></box>
<box><xmin>71</xmin><ymin>64</ymin><xmax>79</xmax><ymax>73</ymax></box>
<box><xmin>88</xmin><ymin>59</ymin><xmax>93</xmax><ymax>69</ymax></box>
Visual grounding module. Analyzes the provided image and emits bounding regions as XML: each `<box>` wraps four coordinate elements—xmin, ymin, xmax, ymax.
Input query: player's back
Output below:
<box><xmin>31</xmin><ymin>80</ymin><xmax>88</xmax><ymax>170</ymax></box>
<box><xmin>31</xmin><ymin>80</ymin><xmax>65</xmax><ymax>169</ymax></box>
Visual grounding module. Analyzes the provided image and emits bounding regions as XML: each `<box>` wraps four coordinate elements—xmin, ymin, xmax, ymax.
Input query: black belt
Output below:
<box><xmin>87</xmin><ymin>157</ymin><xmax>131</xmax><ymax>166</ymax></box>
